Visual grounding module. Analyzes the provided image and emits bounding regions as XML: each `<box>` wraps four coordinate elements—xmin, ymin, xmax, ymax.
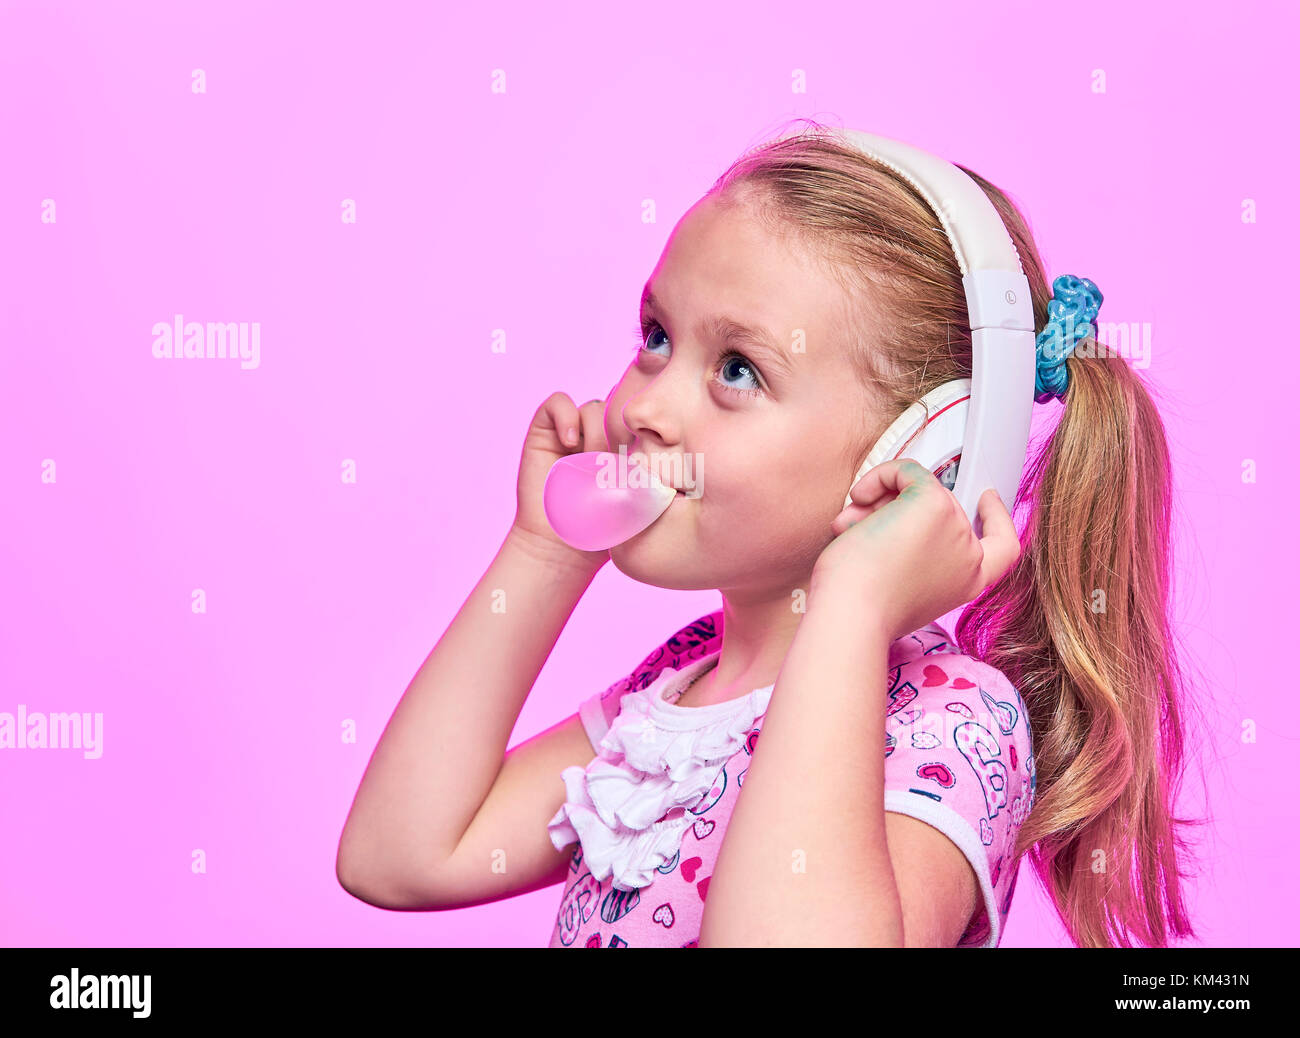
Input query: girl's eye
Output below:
<box><xmin>715</xmin><ymin>354</ymin><xmax>763</xmax><ymax>395</ymax></box>
<box><xmin>640</xmin><ymin>323</ymin><xmax>671</xmax><ymax>356</ymax></box>
<box><xmin>634</xmin><ymin>318</ymin><xmax>764</xmax><ymax>397</ymax></box>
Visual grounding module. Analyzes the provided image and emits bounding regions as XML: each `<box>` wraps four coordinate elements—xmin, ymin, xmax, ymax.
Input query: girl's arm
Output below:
<box><xmin>699</xmin><ymin>581</ymin><xmax>907</xmax><ymax>946</ymax></box>
<box><xmin>702</xmin><ymin>473</ymin><xmax>1018</xmax><ymax>945</ymax></box>
<box><xmin>335</xmin><ymin>524</ymin><xmax>604</xmax><ymax>904</ymax></box>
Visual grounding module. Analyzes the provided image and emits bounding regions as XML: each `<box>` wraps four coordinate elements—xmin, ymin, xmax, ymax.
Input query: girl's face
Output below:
<box><xmin>603</xmin><ymin>192</ymin><xmax>884</xmax><ymax>596</ymax></box>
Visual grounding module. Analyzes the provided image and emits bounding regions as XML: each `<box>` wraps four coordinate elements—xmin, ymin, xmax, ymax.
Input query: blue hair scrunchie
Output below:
<box><xmin>1034</xmin><ymin>274</ymin><xmax>1103</xmax><ymax>403</ymax></box>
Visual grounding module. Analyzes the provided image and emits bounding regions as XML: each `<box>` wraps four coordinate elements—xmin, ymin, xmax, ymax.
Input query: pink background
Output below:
<box><xmin>1</xmin><ymin>0</ymin><xmax>1293</xmax><ymax>947</ymax></box>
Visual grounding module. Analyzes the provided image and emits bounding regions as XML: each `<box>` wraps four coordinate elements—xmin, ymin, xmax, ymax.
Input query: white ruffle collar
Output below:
<box><xmin>546</xmin><ymin>651</ymin><xmax>774</xmax><ymax>892</ymax></box>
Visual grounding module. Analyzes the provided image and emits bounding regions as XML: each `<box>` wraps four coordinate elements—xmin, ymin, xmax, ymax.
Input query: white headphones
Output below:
<box><xmin>830</xmin><ymin>131</ymin><xmax>1037</xmax><ymax>540</ymax></box>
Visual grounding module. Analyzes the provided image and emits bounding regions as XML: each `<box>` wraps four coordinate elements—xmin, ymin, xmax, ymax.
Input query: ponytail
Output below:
<box><xmin>955</xmin><ymin>348</ymin><xmax>1205</xmax><ymax>947</ymax></box>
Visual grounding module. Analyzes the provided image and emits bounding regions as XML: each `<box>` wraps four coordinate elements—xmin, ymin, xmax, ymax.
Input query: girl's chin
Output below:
<box><xmin>608</xmin><ymin>526</ymin><xmax>701</xmax><ymax>584</ymax></box>
<box><xmin>608</xmin><ymin>553</ymin><xmax>712</xmax><ymax>591</ymax></box>
<box><xmin>614</xmin><ymin>491</ymin><xmax>692</xmax><ymax>543</ymax></box>
<box><xmin>607</xmin><ymin>488</ymin><xmax>707</xmax><ymax>556</ymax></box>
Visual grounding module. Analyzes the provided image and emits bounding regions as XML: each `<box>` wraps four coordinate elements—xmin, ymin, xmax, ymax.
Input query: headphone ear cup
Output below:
<box><xmin>843</xmin><ymin>379</ymin><xmax>972</xmax><ymax>509</ymax></box>
<box><xmin>935</xmin><ymin>456</ymin><xmax>961</xmax><ymax>491</ymax></box>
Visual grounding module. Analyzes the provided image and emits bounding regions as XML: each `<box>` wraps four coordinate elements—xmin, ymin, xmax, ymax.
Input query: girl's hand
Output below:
<box><xmin>810</xmin><ymin>459</ymin><xmax>1022</xmax><ymax>643</ymax></box>
<box><xmin>511</xmin><ymin>392</ymin><xmax>613</xmax><ymax>572</ymax></box>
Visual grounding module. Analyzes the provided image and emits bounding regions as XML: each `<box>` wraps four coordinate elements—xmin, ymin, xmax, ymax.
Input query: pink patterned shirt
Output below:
<box><xmin>545</xmin><ymin>610</ymin><xmax>1036</xmax><ymax>947</ymax></box>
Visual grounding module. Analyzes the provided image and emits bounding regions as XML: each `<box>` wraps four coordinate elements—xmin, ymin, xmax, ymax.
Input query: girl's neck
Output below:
<box><xmin>684</xmin><ymin>591</ymin><xmax>809</xmax><ymax>707</ymax></box>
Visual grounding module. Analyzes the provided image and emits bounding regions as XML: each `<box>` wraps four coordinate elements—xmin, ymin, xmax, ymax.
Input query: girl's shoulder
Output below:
<box><xmin>882</xmin><ymin>622</ymin><xmax>1037</xmax><ymax>948</ymax></box>
<box><xmin>887</xmin><ymin>621</ymin><xmax>1026</xmax><ymax>715</ymax></box>
<box><xmin>579</xmin><ymin>610</ymin><xmax>724</xmax><ymax>747</ymax></box>
<box><xmin>887</xmin><ymin>621</ymin><xmax>1034</xmax><ymax>770</ymax></box>
<box><xmin>617</xmin><ymin>608</ymin><xmax>724</xmax><ymax>695</ymax></box>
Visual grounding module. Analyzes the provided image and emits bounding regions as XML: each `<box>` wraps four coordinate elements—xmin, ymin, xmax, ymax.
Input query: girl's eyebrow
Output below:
<box><xmin>641</xmin><ymin>288</ymin><xmax>794</xmax><ymax>379</ymax></box>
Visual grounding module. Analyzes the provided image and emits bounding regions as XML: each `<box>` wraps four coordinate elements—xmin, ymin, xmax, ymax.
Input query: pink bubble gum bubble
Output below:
<box><xmin>543</xmin><ymin>451</ymin><xmax>676</xmax><ymax>551</ymax></box>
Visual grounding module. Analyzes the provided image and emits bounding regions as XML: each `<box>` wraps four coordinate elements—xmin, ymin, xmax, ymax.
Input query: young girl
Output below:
<box><xmin>336</xmin><ymin>121</ymin><xmax>1200</xmax><ymax>949</ymax></box>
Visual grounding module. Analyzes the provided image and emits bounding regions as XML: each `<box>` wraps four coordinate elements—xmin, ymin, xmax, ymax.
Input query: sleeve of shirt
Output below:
<box><xmin>577</xmin><ymin>609</ymin><xmax>724</xmax><ymax>754</ymax></box>
<box><xmin>881</xmin><ymin>651</ymin><xmax>1037</xmax><ymax>947</ymax></box>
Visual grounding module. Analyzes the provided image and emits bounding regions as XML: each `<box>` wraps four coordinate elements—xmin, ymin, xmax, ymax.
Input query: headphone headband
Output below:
<box><xmin>826</xmin><ymin>130</ymin><xmax>1037</xmax><ymax>538</ymax></box>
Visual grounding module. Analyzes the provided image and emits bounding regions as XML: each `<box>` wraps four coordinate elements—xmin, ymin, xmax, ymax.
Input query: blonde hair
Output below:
<box><xmin>708</xmin><ymin>119</ymin><xmax>1208</xmax><ymax>948</ymax></box>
